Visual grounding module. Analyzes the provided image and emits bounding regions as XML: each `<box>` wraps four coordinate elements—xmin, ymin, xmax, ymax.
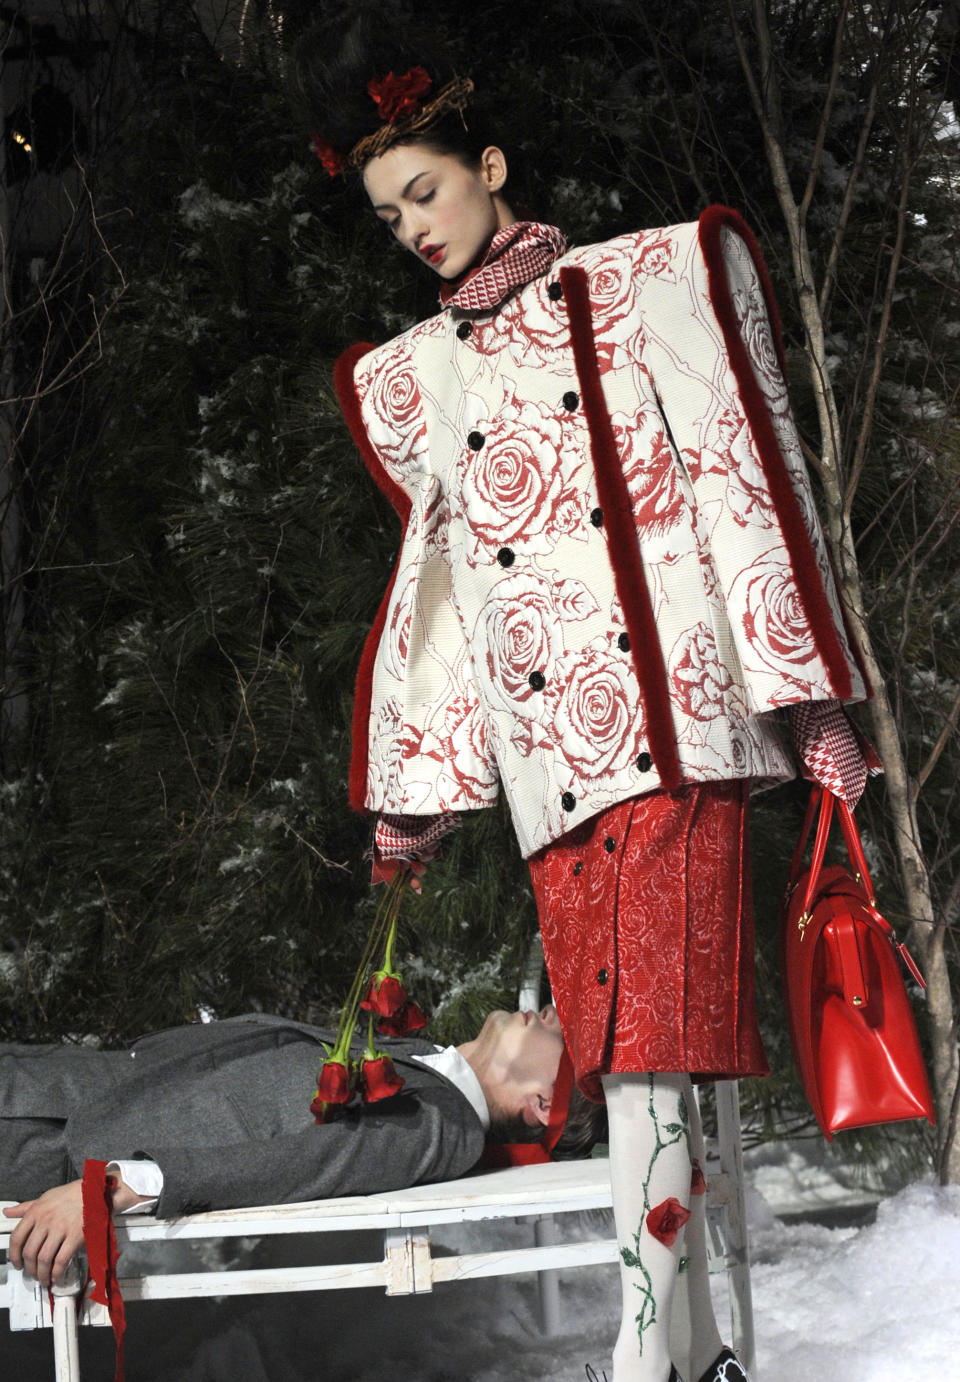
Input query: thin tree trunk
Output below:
<box><xmin>730</xmin><ymin>0</ymin><xmax>959</xmax><ymax>1180</ymax></box>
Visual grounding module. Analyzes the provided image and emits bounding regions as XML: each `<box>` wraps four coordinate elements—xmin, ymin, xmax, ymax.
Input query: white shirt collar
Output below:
<box><xmin>411</xmin><ymin>1045</ymin><xmax>490</xmax><ymax>1131</ymax></box>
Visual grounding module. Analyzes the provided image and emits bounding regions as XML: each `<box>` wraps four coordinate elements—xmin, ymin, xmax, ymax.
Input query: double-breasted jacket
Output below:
<box><xmin>336</xmin><ymin>207</ymin><xmax>866</xmax><ymax>859</ymax></box>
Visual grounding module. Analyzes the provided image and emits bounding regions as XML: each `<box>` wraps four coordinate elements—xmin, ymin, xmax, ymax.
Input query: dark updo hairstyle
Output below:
<box><xmin>291</xmin><ymin>3</ymin><xmax>510</xmax><ymax>179</ymax></box>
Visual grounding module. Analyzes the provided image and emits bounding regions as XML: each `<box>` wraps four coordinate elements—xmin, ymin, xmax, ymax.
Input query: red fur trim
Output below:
<box><xmin>333</xmin><ymin>344</ymin><xmax>413</xmax><ymax>812</ymax></box>
<box><xmin>560</xmin><ymin>266</ymin><xmax>682</xmax><ymax>791</ymax></box>
<box><xmin>697</xmin><ymin>206</ymin><xmax>853</xmax><ymax>701</ymax></box>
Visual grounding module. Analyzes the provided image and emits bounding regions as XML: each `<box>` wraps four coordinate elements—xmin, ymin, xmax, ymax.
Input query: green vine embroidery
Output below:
<box><xmin>617</xmin><ymin>1075</ymin><xmax>691</xmax><ymax>1353</ymax></box>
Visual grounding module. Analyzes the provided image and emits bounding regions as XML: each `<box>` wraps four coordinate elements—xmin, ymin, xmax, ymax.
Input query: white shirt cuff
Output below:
<box><xmin>107</xmin><ymin>1158</ymin><xmax>163</xmax><ymax>1213</ymax></box>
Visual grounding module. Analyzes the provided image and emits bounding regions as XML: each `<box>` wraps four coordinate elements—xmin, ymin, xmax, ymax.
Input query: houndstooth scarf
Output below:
<box><xmin>439</xmin><ymin>220</ymin><xmax>567</xmax><ymax>312</ymax></box>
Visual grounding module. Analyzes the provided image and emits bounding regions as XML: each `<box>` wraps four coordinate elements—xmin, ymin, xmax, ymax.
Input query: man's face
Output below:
<box><xmin>476</xmin><ymin>1005</ymin><xmax>565</xmax><ymax>1126</ymax></box>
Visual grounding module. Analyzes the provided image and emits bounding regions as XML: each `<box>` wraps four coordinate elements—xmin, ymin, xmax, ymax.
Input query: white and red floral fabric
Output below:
<box><xmin>339</xmin><ymin>210</ymin><xmax>868</xmax><ymax>858</ymax></box>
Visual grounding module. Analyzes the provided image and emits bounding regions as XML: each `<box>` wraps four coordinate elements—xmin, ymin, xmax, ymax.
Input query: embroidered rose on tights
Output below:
<box><xmin>478</xmin><ymin>573</ymin><xmax>565</xmax><ymax>715</ymax></box>
<box><xmin>363</xmin><ymin>342</ymin><xmax>428</xmax><ymax>475</ymax></box>
<box><xmin>646</xmin><ymin>1197</ymin><xmax>691</xmax><ymax>1247</ymax></box>
<box><xmin>668</xmin><ymin>624</ymin><xmax>733</xmax><ymax>721</ymax></box>
<box><xmin>456</xmin><ymin>396</ymin><xmax>586</xmax><ymax>565</ymax></box>
<box><xmin>731</xmin><ymin>555</ymin><xmax>818</xmax><ymax>676</ymax></box>
<box><xmin>550</xmin><ymin>639</ymin><xmax>645</xmax><ymax>782</ymax></box>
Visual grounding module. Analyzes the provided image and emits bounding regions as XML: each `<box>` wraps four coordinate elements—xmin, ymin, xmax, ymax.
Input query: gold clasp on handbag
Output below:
<box><xmin>798</xmin><ymin>910</ymin><xmax>811</xmax><ymax>940</ymax></box>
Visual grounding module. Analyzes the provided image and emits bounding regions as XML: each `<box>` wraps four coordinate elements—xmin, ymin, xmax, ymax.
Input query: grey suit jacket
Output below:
<box><xmin>60</xmin><ymin>1015</ymin><xmax>486</xmax><ymax>1216</ymax></box>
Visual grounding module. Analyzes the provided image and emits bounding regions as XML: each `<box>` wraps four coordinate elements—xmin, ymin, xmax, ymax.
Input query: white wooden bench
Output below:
<box><xmin>1</xmin><ymin>1081</ymin><xmax>755</xmax><ymax>1381</ymax></box>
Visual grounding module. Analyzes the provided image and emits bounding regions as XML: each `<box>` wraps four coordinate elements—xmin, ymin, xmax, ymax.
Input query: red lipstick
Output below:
<box><xmin>420</xmin><ymin>243</ymin><xmax>445</xmax><ymax>265</ymax></box>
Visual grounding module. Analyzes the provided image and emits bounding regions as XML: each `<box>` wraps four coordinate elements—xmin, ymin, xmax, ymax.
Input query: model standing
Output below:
<box><xmin>300</xmin><ymin>17</ymin><xmax>872</xmax><ymax>1380</ymax></box>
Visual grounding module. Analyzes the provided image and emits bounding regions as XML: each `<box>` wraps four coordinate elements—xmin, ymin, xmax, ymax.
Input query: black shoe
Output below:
<box><xmin>696</xmin><ymin>1348</ymin><xmax>749</xmax><ymax>1382</ymax></box>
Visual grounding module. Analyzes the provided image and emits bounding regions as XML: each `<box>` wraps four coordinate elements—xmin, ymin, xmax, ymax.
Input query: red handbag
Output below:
<box><xmin>782</xmin><ymin>786</ymin><xmax>935</xmax><ymax>1139</ymax></box>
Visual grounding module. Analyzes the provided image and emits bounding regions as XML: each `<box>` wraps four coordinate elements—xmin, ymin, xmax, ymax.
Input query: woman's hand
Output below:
<box><xmin>371</xmin><ymin>811</ymin><xmax>462</xmax><ymax>891</ymax></box>
<box><xmin>3</xmin><ymin>1180</ymin><xmax>84</xmax><ymax>1286</ymax></box>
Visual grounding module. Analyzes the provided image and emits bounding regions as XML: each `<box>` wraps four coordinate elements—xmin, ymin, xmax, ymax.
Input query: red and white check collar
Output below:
<box><xmin>439</xmin><ymin>220</ymin><xmax>567</xmax><ymax>313</ymax></box>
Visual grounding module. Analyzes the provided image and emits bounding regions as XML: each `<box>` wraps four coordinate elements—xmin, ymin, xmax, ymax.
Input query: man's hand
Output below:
<box><xmin>3</xmin><ymin>1180</ymin><xmax>84</xmax><ymax>1286</ymax></box>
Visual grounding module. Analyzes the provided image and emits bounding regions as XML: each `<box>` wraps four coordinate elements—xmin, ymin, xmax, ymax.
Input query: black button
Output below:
<box><xmin>528</xmin><ymin>671</ymin><xmax>546</xmax><ymax>691</ymax></box>
<box><xmin>561</xmin><ymin>791</ymin><xmax>576</xmax><ymax>812</ymax></box>
<box><xmin>590</xmin><ymin>508</ymin><xmax>604</xmax><ymax>527</ymax></box>
<box><xmin>467</xmin><ymin>431</ymin><xmax>485</xmax><ymax>451</ymax></box>
<box><xmin>547</xmin><ymin>281</ymin><xmax>563</xmax><ymax>301</ymax></box>
<box><xmin>497</xmin><ymin>547</ymin><xmax>515</xmax><ymax>568</ymax></box>
<box><xmin>597</xmin><ymin>969</ymin><xmax>608</xmax><ymax>985</ymax></box>
<box><xmin>604</xmin><ymin>836</ymin><xmax>616</xmax><ymax>853</ymax></box>
<box><xmin>456</xmin><ymin>320</ymin><xmax>473</xmax><ymax>340</ymax></box>
<box><xmin>573</xmin><ymin>861</ymin><xmax>583</xmax><ymax>876</ymax></box>
<box><xmin>562</xmin><ymin>391</ymin><xmax>579</xmax><ymax>411</ymax></box>
<box><xmin>636</xmin><ymin>752</ymin><xmax>652</xmax><ymax>773</ymax></box>
<box><xmin>618</xmin><ymin>633</ymin><xmax>630</xmax><ymax>653</ymax></box>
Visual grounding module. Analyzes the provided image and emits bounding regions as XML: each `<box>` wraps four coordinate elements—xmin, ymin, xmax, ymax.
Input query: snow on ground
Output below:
<box><xmin>5</xmin><ymin>1143</ymin><xmax>959</xmax><ymax>1380</ymax></box>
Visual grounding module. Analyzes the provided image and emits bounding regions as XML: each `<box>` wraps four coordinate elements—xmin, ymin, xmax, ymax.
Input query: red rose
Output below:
<box><xmin>309</xmin><ymin>132</ymin><xmax>345</xmax><ymax>177</ymax></box>
<box><xmin>377</xmin><ymin>1000</ymin><xmax>429</xmax><ymax>1036</ymax></box>
<box><xmin>313</xmin><ymin>1059</ymin><xmax>353</xmax><ymax>1106</ymax></box>
<box><xmin>360</xmin><ymin>1055</ymin><xmax>406</xmax><ymax>1103</ymax></box>
<box><xmin>551</xmin><ymin>639</ymin><xmax>645</xmax><ymax>782</ymax></box>
<box><xmin>360</xmin><ymin>972</ymin><xmax>409</xmax><ymax>1018</ymax></box>
<box><xmin>646</xmin><ymin>1197</ymin><xmax>691</xmax><ymax>1247</ymax></box>
<box><xmin>691</xmin><ymin>1160</ymin><xmax>707</xmax><ymax>1196</ymax></box>
<box><xmin>367</xmin><ymin>67</ymin><xmax>432</xmax><ymax>124</ymax></box>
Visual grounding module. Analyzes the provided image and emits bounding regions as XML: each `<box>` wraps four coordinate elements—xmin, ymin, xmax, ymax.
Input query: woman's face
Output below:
<box><xmin>363</xmin><ymin>142</ymin><xmax>513</xmax><ymax>280</ymax></box>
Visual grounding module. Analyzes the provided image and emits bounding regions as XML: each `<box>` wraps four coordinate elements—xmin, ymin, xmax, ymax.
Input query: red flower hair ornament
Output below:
<box><xmin>368</xmin><ymin>66</ymin><xmax>432</xmax><ymax>123</ymax></box>
<box><xmin>310</xmin><ymin>132</ymin><xmax>346</xmax><ymax>177</ymax></box>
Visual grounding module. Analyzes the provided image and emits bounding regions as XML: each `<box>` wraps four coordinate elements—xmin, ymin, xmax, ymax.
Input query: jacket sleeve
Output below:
<box><xmin>66</xmin><ymin>1067</ymin><xmax>486</xmax><ymax>1214</ymax></box>
<box><xmin>334</xmin><ymin>341</ymin><xmax>499</xmax><ymax>816</ymax></box>
<box><xmin>641</xmin><ymin>207</ymin><xmax>868</xmax><ymax>713</ymax></box>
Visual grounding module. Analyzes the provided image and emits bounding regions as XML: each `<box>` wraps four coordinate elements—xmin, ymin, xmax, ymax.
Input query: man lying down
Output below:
<box><xmin>2</xmin><ymin>1005</ymin><xmax>605</xmax><ymax>1286</ymax></box>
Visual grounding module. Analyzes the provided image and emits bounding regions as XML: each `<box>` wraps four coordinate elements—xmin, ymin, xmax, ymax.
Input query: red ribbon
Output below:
<box><xmin>81</xmin><ymin>1159</ymin><xmax>126</xmax><ymax>1382</ymax></box>
<box><xmin>480</xmin><ymin>1044</ymin><xmax>576</xmax><ymax>1168</ymax></box>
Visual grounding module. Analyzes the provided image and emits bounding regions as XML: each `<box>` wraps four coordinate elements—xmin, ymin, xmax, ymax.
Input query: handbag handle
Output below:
<box><xmin>788</xmin><ymin>786</ymin><xmax>927</xmax><ymax>989</ymax></box>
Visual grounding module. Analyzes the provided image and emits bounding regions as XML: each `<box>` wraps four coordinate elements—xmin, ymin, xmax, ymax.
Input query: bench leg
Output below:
<box><xmin>51</xmin><ymin>1262</ymin><xmax>83</xmax><ymax>1382</ymax></box>
<box><xmin>534</xmin><ymin>1215</ymin><xmax>561</xmax><ymax>1335</ymax></box>
<box><xmin>714</xmin><ymin>1080</ymin><xmax>756</xmax><ymax>1377</ymax></box>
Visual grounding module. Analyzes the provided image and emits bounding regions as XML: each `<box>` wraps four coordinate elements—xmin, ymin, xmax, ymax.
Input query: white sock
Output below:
<box><xmin>603</xmin><ymin>1072</ymin><xmax>699</xmax><ymax>1381</ymax></box>
<box><xmin>668</xmin><ymin>1087</ymin><xmax>723</xmax><ymax>1382</ymax></box>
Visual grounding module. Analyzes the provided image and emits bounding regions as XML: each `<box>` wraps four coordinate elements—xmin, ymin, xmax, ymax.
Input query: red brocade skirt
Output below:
<box><xmin>527</xmin><ymin>781</ymin><xmax>769</xmax><ymax>1100</ymax></box>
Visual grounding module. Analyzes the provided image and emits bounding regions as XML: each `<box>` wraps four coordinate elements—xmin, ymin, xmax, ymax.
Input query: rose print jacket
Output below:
<box><xmin>335</xmin><ymin>206</ymin><xmax>867</xmax><ymax>859</ymax></box>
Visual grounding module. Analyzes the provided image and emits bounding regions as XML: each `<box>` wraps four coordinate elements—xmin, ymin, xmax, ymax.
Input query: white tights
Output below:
<box><xmin>601</xmin><ymin>1072</ymin><xmax>723</xmax><ymax>1382</ymax></box>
